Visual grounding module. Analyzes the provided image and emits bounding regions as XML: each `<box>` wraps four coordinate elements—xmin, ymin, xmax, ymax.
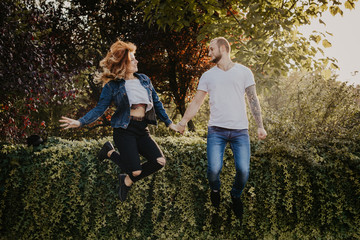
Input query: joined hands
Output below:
<box><xmin>169</xmin><ymin>122</ymin><xmax>186</xmax><ymax>135</ymax></box>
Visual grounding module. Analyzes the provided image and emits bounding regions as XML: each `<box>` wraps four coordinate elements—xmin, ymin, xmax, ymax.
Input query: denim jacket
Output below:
<box><xmin>78</xmin><ymin>73</ymin><xmax>172</xmax><ymax>129</ymax></box>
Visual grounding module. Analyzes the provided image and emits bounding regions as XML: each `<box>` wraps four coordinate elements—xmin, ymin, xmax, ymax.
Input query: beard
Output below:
<box><xmin>210</xmin><ymin>54</ymin><xmax>222</xmax><ymax>63</ymax></box>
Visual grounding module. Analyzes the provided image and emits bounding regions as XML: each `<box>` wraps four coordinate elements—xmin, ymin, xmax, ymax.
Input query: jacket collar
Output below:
<box><xmin>134</xmin><ymin>73</ymin><xmax>147</xmax><ymax>83</ymax></box>
<box><xmin>114</xmin><ymin>73</ymin><xmax>146</xmax><ymax>83</ymax></box>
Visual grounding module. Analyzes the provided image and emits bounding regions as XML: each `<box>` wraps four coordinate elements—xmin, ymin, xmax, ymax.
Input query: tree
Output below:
<box><xmin>137</xmin><ymin>26</ymin><xmax>210</xmax><ymax>131</ymax></box>
<box><xmin>141</xmin><ymin>0</ymin><xmax>357</xmax><ymax>88</ymax></box>
<box><xmin>0</xmin><ymin>0</ymin><xmax>83</xmax><ymax>143</ymax></box>
<box><xmin>259</xmin><ymin>69</ymin><xmax>360</xmax><ymax>151</ymax></box>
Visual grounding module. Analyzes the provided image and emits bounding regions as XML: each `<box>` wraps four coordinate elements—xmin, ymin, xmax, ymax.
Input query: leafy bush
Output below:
<box><xmin>1</xmin><ymin>131</ymin><xmax>359</xmax><ymax>239</ymax></box>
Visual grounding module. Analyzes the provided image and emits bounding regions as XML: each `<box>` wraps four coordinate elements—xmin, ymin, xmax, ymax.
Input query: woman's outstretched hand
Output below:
<box><xmin>59</xmin><ymin>116</ymin><xmax>81</xmax><ymax>130</ymax></box>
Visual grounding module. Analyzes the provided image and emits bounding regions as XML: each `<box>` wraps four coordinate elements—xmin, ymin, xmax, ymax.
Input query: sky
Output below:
<box><xmin>298</xmin><ymin>5</ymin><xmax>360</xmax><ymax>86</ymax></box>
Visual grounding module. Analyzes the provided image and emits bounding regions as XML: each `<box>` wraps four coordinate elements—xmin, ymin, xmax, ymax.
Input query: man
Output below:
<box><xmin>176</xmin><ymin>37</ymin><xmax>267</xmax><ymax>220</ymax></box>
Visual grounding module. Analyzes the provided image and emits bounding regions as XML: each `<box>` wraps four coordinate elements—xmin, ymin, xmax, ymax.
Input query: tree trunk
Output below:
<box><xmin>187</xmin><ymin>120</ymin><xmax>196</xmax><ymax>132</ymax></box>
<box><xmin>178</xmin><ymin>102</ymin><xmax>196</xmax><ymax>132</ymax></box>
<box><xmin>167</xmin><ymin>57</ymin><xmax>197</xmax><ymax>131</ymax></box>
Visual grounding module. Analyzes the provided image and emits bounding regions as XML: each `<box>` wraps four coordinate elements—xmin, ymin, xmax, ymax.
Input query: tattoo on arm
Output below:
<box><xmin>245</xmin><ymin>85</ymin><xmax>264</xmax><ymax>128</ymax></box>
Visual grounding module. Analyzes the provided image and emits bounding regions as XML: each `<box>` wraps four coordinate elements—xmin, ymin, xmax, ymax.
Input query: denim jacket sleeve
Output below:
<box><xmin>151</xmin><ymin>82</ymin><xmax>172</xmax><ymax>127</ymax></box>
<box><xmin>78</xmin><ymin>83</ymin><xmax>112</xmax><ymax>126</ymax></box>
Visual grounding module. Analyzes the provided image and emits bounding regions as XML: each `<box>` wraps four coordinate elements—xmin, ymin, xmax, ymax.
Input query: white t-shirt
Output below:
<box><xmin>197</xmin><ymin>63</ymin><xmax>255</xmax><ymax>129</ymax></box>
<box><xmin>125</xmin><ymin>79</ymin><xmax>153</xmax><ymax>112</ymax></box>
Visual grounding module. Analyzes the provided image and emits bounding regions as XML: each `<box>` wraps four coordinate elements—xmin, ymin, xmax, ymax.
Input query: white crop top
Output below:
<box><xmin>125</xmin><ymin>79</ymin><xmax>153</xmax><ymax>112</ymax></box>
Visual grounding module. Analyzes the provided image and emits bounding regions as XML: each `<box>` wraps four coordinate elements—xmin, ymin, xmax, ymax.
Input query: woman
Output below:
<box><xmin>59</xmin><ymin>40</ymin><xmax>177</xmax><ymax>202</ymax></box>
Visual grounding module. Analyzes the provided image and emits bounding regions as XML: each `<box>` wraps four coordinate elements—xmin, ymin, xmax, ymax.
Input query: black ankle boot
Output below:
<box><xmin>98</xmin><ymin>141</ymin><xmax>114</xmax><ymax>160</ymax></box>
<box><xmin>118</xmin><ymin>174</ymin><xmax>131</xmax><ymax>202</ymax></box>
<box><xmin>210</xmin><ymin>190</ymin><xmax>220</xmax><ymax>208</ymax></box>
<box><xmin>231</xmin><ymin>194</ymin><xmax>243</xmax><ymax>220</ymax></box>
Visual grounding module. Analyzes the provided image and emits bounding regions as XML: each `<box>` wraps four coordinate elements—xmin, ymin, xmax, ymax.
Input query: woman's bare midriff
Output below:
<box><xmin>130</xmin><ymin>104</ymin><xmax>146</xmax><ymax>118</ymax></box>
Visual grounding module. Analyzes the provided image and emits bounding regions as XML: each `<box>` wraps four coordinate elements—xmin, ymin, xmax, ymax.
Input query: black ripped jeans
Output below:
<box><xmin>110</xmin><ymin>120</ymin><xmax>165</xmax><ymax>183</ymax></box>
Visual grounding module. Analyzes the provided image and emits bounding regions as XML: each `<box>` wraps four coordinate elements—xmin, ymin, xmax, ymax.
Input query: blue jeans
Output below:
<box><xmin>207</xmin><ymin>126</ymin><xmax>250</xmax><ymax>198</ymax></box>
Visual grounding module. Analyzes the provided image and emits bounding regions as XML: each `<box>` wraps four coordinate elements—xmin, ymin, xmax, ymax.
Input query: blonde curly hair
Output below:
<box><xmin>95</xmin><ymin>39</ymin><xmax>136</xmax><ymax>84</ymax></box>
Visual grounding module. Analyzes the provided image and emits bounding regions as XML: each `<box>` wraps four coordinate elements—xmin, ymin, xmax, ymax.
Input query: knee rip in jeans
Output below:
<box><xmin>132</xmin><ymin>170</ymin><xmax>142</xmax><ymax>177</ymax></box>
<box><xmin>157</xmin><ymin>157</ymin><xmax>166</xmax><ymax>166</ymax></box>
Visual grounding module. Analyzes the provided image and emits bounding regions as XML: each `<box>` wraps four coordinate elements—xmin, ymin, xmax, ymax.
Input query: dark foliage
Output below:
<box><xmin>0</xmin><ymin>0</ymin><xmax>85</xmax><ymax>142</ymax></box>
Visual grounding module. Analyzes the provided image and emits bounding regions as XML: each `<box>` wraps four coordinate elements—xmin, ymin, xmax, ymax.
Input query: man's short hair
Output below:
<box><xmin>211</xmin><ymin>37</ymin><xmax>230</xmax><ymax>53</ymax></box>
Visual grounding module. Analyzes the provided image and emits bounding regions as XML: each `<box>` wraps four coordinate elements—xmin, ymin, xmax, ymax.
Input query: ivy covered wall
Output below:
<box><xmin>1</xmin><ymin>135</ymin><xmax>359</xmax><ymax>239</ymax></box>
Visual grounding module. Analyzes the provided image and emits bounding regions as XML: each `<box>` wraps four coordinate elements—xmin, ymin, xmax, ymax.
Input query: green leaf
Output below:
<box><xmin>322</xmin><ymin>39</ymin><xmax>332</xmax><ymax>48</ymax></box>
<box><xmin>321</xmin><ymin>69</ymin><xmax>332</xmax><ymax>79</ymax></box>
<box><xmin>329</xmin><ymin>6</ymin><xmax>341</xmax><ymax>16</ymax></box>
<box><xmin>310</xmin><ymin>35</ymin><xmax>322</xmax><ymax>44</ymax></box>
<box><xmin>344</xmin><ymin>0</ymin><xmax>355</xmax><ymax>10</ymax></box>
<box><xmin>330</xmin><ymin>63</ymin><xmax>339</xmax><ymax>69</ymax></box>
<box><xmin>319</xmin><ymin>19</ymin><xmax>326</xmax><ymax>26</ymax></box>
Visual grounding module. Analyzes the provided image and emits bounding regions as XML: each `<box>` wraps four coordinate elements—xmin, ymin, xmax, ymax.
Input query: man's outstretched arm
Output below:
<box><xmin>245</xmin><ymin>85</ymin><xmax>267</xmax><ymax>140</ymax></box>
<box><xmin>177</xmin><ymin>90</ymin><xmax>207</xmax><ymax>134</ymax></box>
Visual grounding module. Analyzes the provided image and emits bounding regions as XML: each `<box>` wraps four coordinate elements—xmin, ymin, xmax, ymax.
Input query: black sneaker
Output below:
<box><xmin>119</xmin><ymin>174</ymin><xmax>131</xmax><ymax>202</ymax></box>
<box><xmin>210</xmin><ymin>190</ymin><xmax>220</xmax><ymax>208</ymax></box>
<box><xmin>231</xmin><ymin>194</ymin><xmax>243</xmax><ymax>220</ymax></box>
<box><xmin>98</xmin><ymin>141</ymin><xmax>114</xmax><ymax>161</ymax></box>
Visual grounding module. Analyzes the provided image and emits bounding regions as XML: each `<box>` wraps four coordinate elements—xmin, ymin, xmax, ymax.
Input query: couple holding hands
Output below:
<box><xmin>59</xmin><ymin>37</ymin><xmax>267</xmax><ymax>220</ymax></box>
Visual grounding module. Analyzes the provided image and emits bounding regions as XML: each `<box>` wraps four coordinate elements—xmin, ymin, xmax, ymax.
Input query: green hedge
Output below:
<box><xmin>1</xmin><ymin>135</ymin><xmax>359</xmax><ymax>239</ymax></box>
